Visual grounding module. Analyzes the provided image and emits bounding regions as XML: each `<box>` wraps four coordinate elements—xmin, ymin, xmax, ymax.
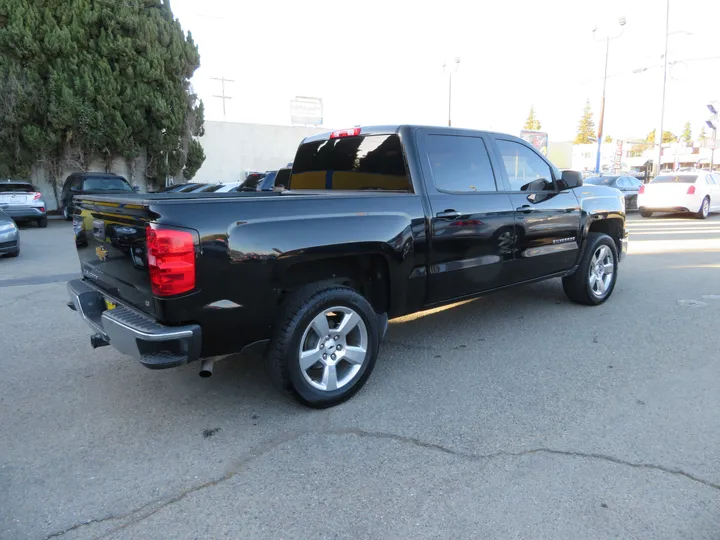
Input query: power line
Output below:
<box><xmin>211</xmin><ymin>76</ymin><xmax>234</xmax><ymax>121</ymax></box>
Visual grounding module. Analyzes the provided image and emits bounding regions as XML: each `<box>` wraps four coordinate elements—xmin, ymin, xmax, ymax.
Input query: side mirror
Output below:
<box><xmin>70</xmin><ymin>185</ymin><xmax>80</xmax><ymax>192</ymax></box>
<box><xmin>133</xmin><ymin>186</ymin><xmax>140</xmax><ymax>192</ymax></box>
<box><xmin>559</xmin><ymin>170</ymin><xmax>583</xmax><ymax>190</ymax></box>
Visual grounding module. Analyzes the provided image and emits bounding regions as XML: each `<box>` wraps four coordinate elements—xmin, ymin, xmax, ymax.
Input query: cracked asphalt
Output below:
<box><xmin>2</xmin><ymin>215</ymin><xmax>720</xmax><ymax>539</ymax></box>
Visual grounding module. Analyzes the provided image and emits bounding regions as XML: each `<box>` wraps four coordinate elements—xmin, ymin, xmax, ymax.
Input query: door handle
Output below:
<box><xmin>516</xmin><ymin>205</ymin><xmax>535</xmax><ymax>214</ymax></box>
<box><xmin>436</xmin><ymin>210</ymin><xmax>461</xmax><ymax>219</ymax></box>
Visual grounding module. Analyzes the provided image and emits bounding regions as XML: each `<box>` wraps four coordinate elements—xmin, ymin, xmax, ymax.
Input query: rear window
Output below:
<box><xmin>584</xmin><ymin>177</ymin><xmax>617</xmax><ymax>185</ymax></box>
<box><xmin>83</xmin><ymin>177</ymin><xmax>132</xmax><ymax>191</ymax></box>
<box><xmin>291</xmin><ymin>134</ymin><xmax>411</xmax><ymax>191</ymax></box>
<box><xmin>651</xmin><ymin>175</ymin><xmax>697</xmax><ymax>184</ymax></box>
<box><xmin>0</xmin><ymin>183</ymin><xmax>35</xmax><ymax>193</ymax></box>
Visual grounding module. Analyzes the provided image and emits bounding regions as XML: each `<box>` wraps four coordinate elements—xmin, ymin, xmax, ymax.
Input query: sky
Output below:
<box><xmin>170</xmin><ymin>0</ymin><xmax>720</xmax><ymax>143</ymax></box>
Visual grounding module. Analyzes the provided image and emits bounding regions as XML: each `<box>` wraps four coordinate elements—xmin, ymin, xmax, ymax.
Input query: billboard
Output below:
<box><xmin>291</xmin><ymin>96</ymin><xmax>323</xmax><ymax>125</ymax></box>
<box><xmin>520</xmin><ymin>130</ymin><xmax>548</xmax><ymax>156</ymax></box>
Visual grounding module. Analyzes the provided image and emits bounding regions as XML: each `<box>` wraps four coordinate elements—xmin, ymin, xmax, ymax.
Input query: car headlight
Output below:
<box><xmin>0</xmin><ymin>222</ymin><xmax>17</xmax><ymax>233</ymax></box>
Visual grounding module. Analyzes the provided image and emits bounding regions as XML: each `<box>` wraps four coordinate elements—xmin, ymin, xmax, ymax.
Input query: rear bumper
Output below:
<box><xmin>637</xmin><ymin>194</ymin><xmax>700</xmax><ymax>213</ymax></box>
<box><xmin>3</xmin><ymin>206</ymin><xmax>46</xmax><ymax>219</ymax></box>
<box><xmin>67</xmin><ymin>279</ymin><xmax>201</xmax><ymax>369</ymax></box>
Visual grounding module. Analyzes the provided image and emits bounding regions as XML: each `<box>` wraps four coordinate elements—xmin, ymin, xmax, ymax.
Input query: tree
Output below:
<box><xmin>0</xmin><ymin>0</ymin><xmax>206</xmax><ymax>204</ymax></box>
<box><xmin>574</xmin><ymin>100</ymin><xmax>596</xmax><ymax>144</ymax></box>
<box><xmin>523</xmin><ymin>106</ymin><xmax>542</xmax><ymax>131</ymax></box>
<box><xmin>699</xmin><ymin>126</ymin><xmax>707</xmax><ymax>143</ymax></box>
<box><xmin>646</xmin><ymin>130</ymin><xmax>678</xmax><ymax>144</ymax></box>
<box><xmin>604</xmin><ymin>135</ymin><xmax>612</xmax><ymax>143</ymax></box>
<box><xmin>681</xmin><ymin>121</ymin><xmax>692</xmax><ymax>145</ymax></box>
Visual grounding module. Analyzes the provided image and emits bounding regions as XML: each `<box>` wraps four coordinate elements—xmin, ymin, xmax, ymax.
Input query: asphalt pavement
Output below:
<box><xmin>2</xmin><ymin>214</ymin><xmax>720</xmax><ymax>540</ymax></box>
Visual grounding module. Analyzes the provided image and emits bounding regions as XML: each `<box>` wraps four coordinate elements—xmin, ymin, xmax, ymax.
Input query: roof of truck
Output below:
<box><xmin>300</xmin><ymin>124</ymin><xmax>527</xmax><ymax>144</ymax></box>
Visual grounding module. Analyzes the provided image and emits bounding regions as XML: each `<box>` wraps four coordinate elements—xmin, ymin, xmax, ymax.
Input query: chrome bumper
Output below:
<box><xmin>67</xmin><ymin>279</ymin><xmax>201</xmax><ymax>369</ymax></box>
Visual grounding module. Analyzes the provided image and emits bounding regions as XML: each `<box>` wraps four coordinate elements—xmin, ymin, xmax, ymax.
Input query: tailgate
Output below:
<box><xmin>74</xmin><ymin>197</ymin><xmax>156</xmax><ymax>316</ymax></box>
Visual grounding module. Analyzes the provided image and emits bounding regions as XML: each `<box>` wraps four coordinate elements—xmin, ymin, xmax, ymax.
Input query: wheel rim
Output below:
<box><xmin>588</xmin><ymin>245</ymin><xmax>614</xmax><ymax>298</ymax></box>
<box><xmin>298</xmin><ymin>306</ymin><xmax>368</xmax><ymax>392</ymax></box>
<box><xmin>703</xmin><ymin>199</ymin><xmax>709</xmax><ymax>217</ymax></box>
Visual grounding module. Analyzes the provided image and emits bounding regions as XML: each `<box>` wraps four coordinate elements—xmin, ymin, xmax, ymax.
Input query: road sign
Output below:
<box><xmin>291</xmin><ymin>97</ymin><xmax>323</xmax><ymax>125</ymax></box>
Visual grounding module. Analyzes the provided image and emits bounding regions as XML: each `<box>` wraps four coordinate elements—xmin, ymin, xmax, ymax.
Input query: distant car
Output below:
<box><xmin>0</xmin><ymin>209</ymin><xmax>20</xmax><ymax>258</ymax></box>
<box><xmin>0</xmin><ymin>180</ymin><xmax>48</xmax><ymax>227</ymax></box>
<box><xmin>584</xmin><ymin>175</ymin><xmax>643</xmax><ymax>210</ymax></box>
<box><xmin>61</xmin><ymin>173</ymin><xmax>135</xmax><ymax>220</ymax></box>
<box><xmin>637</xmin><ymin>172</ymin><xmax>720</xmax><ymax>219</ymax></box>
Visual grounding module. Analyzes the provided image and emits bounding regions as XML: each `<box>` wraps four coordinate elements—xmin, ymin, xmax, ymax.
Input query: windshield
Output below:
<box><xmin>0</xmin><ymin>183</ymin><xmax>36</xmax><ymax>193</ymax></box>
<box><xmin>652</xmin><ymin>175</ymin><xmax>697</xmax><ymax>184</ymax></box>
<box><xmin>584</xmin><ymin>177</ymin><xmax>617</xmax><ymax>185</ymax></box>
<box><xmin>83</xmin><ymin>177</ymin><xmax>132</xmax><ymax>191</ymax></box>
<box><xmin>240</xmin><ymin>173</ymin><xmax>267</xmax><ymax>190</ymax></box>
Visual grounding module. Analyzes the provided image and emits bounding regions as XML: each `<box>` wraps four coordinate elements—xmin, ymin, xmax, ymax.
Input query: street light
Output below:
<box><xmin>443</xmin><ymin>57</ymin><xmax>460</xmax><ymax>127</ymax></box>
<box><xmin>707</xmin><ymin>103</ymin><xmax>719</xmax><ymax>172</ymax></box>
<box><xmin>593</xmin><ymin>16</ymin><xmax>626</xmax><ymax>174</ymax></box>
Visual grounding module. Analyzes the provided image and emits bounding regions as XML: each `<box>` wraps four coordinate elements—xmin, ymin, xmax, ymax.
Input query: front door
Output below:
<box><xmin>418</xmin><ymin>131</ymin><xmax>517</xmax><ymax>304</ymax></box>
<box><xmin>490</xmin><ymin>137</ymin><xmax>582</xmax><ymax>281</ymax></box>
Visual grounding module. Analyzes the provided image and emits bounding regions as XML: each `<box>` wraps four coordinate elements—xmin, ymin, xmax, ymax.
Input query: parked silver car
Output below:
<box><xmin>0</xmin><ymin>180</ymin><xmax>48</xmax><ymax>227</ymax></box>
<box><xmin>0</xmin><ymin>209</ymin><xmax>20</xmax><ymax>258</ymax></box>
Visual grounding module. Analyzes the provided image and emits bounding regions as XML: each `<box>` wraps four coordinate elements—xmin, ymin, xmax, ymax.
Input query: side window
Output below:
<box><xmin>616</xmin><ymin>178</ymin><xmax>628</xmax><ymax>187</ymax></box>
<box><xmin>496</xmin><ymin>139</ymin><xmax>554</xmax><ymax>191</ymax></box>
<box><xmin>425</xmin><ymin>134</ymin><xmax>497</xmax><ymax>192</ymax></box>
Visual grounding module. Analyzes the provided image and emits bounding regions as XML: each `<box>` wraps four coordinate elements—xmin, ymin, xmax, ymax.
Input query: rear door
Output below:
<box><xmin>417</xmin><ymin>129</ymin><xmax>516</xmax><ymax>303</ymax></box>
<box><xmin>490</xmin><ymin>136</ymin><xmax>581</xmax><ymax>281</ymax></box>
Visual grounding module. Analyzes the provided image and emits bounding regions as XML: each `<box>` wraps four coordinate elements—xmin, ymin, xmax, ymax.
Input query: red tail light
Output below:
<box><xmin>687</xmin><ymin>185</ymin><xmax>696</xmax><ymax>195</ymax></box>
<box><xmin>146</xmin><ymin>225</ymin><xmax>196</xmax><ymax>296</ymax></box>
<box><xmin>638</xmin><ymin>185</ymin><xmax>645</xmax><ymax>194</ymax></box>
<box><xmin>32</xmin><ymin>192</ymin><xmax>42</xmax><ymax>200</ymax></box>
<box><xmin>329</xmin><ymin>127</ymin><xmax>361</xmax><ymax>139</ymax></box>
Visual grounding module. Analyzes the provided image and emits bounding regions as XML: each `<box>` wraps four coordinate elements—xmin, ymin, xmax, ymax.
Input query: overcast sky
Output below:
<box><xmin>171</xmin><ymin>0</ymin><xmax>720</xmax><ymax>142</ymax></box>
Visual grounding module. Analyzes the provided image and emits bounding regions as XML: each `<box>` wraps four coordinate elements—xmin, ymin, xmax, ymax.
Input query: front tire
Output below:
<box><xmin>696</xmin><ymin>197</ymin><xmax>710</xmax><ymax>220</ymax></box>
<box><xmin>640</xmin><ymin>209</ymin><xmax>653</xmax><ymax>218</ymax></box>
<box><xmin>562</xmin><ymin>232</ymin><xmax>618</xmax><ymax>306</ymax></box>
<box><xmin>6</xmin><ymin>248</ymin><xmax>19</xmax><ymax>258</ymax></box>
<box><xmin>266</xmin><ymin>283</ymin><xmax>380</xmax><ymax>408</ymax></box>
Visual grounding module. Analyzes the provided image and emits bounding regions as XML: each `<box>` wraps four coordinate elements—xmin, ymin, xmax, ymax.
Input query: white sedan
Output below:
<box><xmin>637</xmin><ymin>172</ymin><xmax>720</xmax><ymax>219</ymax></box>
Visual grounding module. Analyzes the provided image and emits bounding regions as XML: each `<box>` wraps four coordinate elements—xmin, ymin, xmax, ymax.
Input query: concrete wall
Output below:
<box><xmin>192</xmin><ymin>121</ymin><xmax>329</xmax><ymax>184</ymax></box>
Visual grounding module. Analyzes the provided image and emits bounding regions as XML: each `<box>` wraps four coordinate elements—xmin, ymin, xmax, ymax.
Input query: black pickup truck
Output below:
<box><xmin>67</xmin><ymin>125</ymin><xmax>628</xmax><ymax>407</ymax></box>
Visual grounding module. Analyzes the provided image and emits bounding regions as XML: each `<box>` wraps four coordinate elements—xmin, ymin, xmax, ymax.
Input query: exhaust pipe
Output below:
<box><xmin>199</xmin><ymin>358</ymin><xmax>214</xmax><ymax>378</ymax></box>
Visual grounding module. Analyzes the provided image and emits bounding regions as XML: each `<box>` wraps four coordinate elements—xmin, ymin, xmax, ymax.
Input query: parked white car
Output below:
<box><xmin>637</xmin><ymin>172</ymin><xmax>720</xmax><ymax>219</ymax></box>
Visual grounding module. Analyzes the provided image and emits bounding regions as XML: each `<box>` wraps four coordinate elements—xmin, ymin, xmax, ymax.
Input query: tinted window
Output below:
<box><xmin>496</xmin><ymin>140</ymin><xmax>554</xmax><ymax>191</ymax></box>
<box><xmin>292</xmin><ymin>134</ymin><xmax>410</xmax><ymax>191</ymax></box>
<box><xmin>651</xmin><ymin>175</ymin><xmax>697</xmax><ymax>184</ymax></box>
<box><xmin>274</xmin><ymin>168</ymin><xmax>291</xmax><ymax>188</ymax></box>
<box><xmin>585</xmin><ymin>176</ymin><xmax>617</xmax><ymax>186</ymax></box>
<box><xmin>241</xmin><ymin>173</ymin><xmax>267</xmax><ymax>190</ymax></box>
<box><xmin>425</xmin><ymin>135</ymin><xmax>497</xmax><ymax>192</ymax></box>
<box><xmin>83</xmin><ymin>177</ymin><xmax>132</xmax><ymax>191</ymax></box>
<box><xmin>202</xmin><ymin>184</ymin><xmax>225</xmax><ymax>193</ymax></box>
<box><xmin>0</xmin><ymin>183</ymin><xmax>35</xmax><ymax>193</ymax></box>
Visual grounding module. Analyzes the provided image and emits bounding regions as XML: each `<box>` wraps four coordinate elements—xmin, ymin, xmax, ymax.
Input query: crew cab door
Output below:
<box><xmin>417</xmin><ymin>129</ymin><xmax>516</xmax><ymax>304</ymax></box>
<box><xmin>489</xmin><ymin>136</ymin><xmax>581</xmax><ymax>281</ymax></box>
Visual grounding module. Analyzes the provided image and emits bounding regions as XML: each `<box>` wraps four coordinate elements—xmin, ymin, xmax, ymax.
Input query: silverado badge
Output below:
<box><xmin>95</xmin><ymin>245</ymin><xmax>109</xmax><ymax>262</ymax></box>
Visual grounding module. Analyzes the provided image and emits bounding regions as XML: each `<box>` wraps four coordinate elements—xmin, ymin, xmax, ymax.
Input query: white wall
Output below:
<box><xmin>192</xmin><ymin>121</ymin><xmax>329</xmax><ymax>184</ymax></box>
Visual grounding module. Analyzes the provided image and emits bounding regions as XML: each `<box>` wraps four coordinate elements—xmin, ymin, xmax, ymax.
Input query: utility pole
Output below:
<box><xmin>653</xmin><ymin>0</ymin><xmax>671</xmax><ymax>176</ymax></box>
<box><xmin>211</xmin><ymin>76</ymin><xmax>234</xmax><ymax>120</ymax></box>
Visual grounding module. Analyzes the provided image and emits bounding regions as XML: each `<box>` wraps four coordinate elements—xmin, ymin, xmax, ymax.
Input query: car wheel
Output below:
<box><xmin>696</xmin><ymin>197</ymin><xmax>710</xmax><ymax>220</ymax></box>
<box><xmin>562</xmin><ymin>232</ymin><xmax>618</xmax><ymax>306</ymax></box>
<box><xmin>640</xmin><ymin>209</ymin><xmax>653</xmax><ymax>218</ymax></box>
<box><xmin>37</xmin><ymin>217</ymin><xmax>48</xmax><ymax>228</ymax></box>
<box><xmin>266</xmin><ymin>282</ymin><xmax>380</xmax><ymax>408</ymax></box>
<box><xmin>63</xmin><ymin>206</ymin><xmax>71</xmax><ymax>221</ymax></box>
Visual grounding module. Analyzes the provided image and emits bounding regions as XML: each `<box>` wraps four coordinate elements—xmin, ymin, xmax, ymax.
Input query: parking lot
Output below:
<box><xmin>2</xmin><ymin>214</ymin><xmax>720</xmax><ymax>540</ymax></box>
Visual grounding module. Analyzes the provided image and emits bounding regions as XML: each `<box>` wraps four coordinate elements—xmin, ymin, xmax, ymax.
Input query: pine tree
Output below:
<box><xmin>681</xmin><ymin>121</ymin><xmax>692</xmax><ymax>145</ymax></box>
<box><xmin>0</xmin><ymin>0</ymin><xmax>206</xmax><ymax>202</ymax></box>
<box><xmin>574</xmin><ymin>100</ymin><xmax>596</xmax><ymax>144</ymax></box>
<box><xmin>604</xmin><ymin>135</ymin><xmax>612</xmax><ymax>143</ymax></box>
<box><xmin>699</xmin><ymin>126</ymin><xmax>707</xmax><ymax>143</ymax></box>
<box><xmin>523</xmin><ymin>106</ymin><xmax>542</xmax><ymax>131</ymax></box>
<box><xmin>646</xmin><ymin>130</ymin><xmax>678</xmax><ymax>144</ymax></box>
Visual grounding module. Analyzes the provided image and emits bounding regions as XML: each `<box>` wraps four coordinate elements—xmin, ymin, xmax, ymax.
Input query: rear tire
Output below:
<box><xmin>37</xmin><ymin>217</ymin><xmax>48</xmax><ymax>228</ymax></box>
<box><xmin>266</xmin><ymin>282</ymin><xmax>380</xmax><ymax>408</ymax></box>
<box><xmin>640</xmin><ymin>209</ymin><xmax>653</xmax><ymax>218</ymax></box>
<box><xmin>562</xmin><ymin>232</ymin><xmax>618</xmax><ymax>306</ymax></box>
<box><xmin>695</xmin><ymin>197</ymin><xmax>710</xmax><ymax>220</ymax></box>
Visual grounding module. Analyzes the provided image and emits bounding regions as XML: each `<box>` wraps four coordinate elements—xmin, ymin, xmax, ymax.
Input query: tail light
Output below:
<box><xmin>329</xmin><ymin>127</ymin><xmax>361</xmax><ymax>139</ymax></box>
<box><xmin>638</xmin><ymin>185</ymin><xmax>645</xmax><ymax>194</ymax></box>
<box><xmin>687</xmin><ymin>185</ymin><xmax>696</xmax><ymax>195</ymax></box>
<box><xmin>146</xmin><ymin>225</ymin><xmax>196</xmax><ymax>296</ymax></box>
<box><xmin>32</xmin><ymin>192</ymin><xmax>42</xmax><ymax>200</ymax></box>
